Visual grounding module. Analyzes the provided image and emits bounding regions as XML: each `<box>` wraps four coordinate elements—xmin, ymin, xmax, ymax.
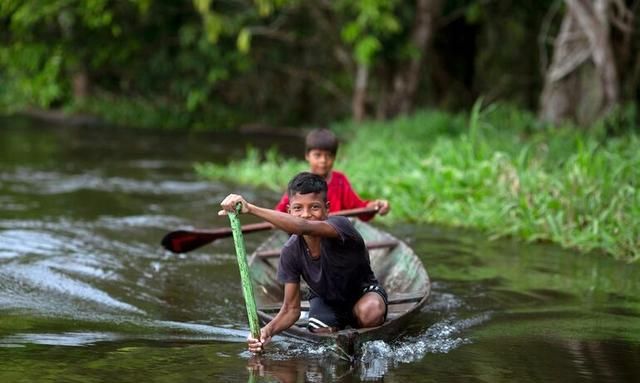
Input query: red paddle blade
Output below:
<box><xmin>161</xmin><ymin>230</ymin><xmax>218</xmax><ymax>253</ymax></box>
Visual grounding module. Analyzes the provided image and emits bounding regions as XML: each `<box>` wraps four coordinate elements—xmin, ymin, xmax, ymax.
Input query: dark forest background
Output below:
<box><xmin>1</xmin><ymin>0</ymin><xmax>638</xmax><ymax>130</ymax></box>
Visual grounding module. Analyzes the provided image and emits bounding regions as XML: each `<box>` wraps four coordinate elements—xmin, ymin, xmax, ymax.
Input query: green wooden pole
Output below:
<box><xmin>228</xmin><ymin>203</ymin><xmax>261</xmax><ymax>340</ymax></box>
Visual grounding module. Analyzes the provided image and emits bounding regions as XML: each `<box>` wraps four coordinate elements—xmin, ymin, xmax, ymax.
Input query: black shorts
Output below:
<box><xmin>307</xmin><ymin>284</ymin><xmax>388</xmax><ymax>331</ymax></box>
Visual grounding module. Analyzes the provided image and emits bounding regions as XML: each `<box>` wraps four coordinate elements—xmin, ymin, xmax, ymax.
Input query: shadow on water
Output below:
<box><xmin>1</xmin><ymin>118</ymin><xmax>640</xmax><ymax>382</ymax></box>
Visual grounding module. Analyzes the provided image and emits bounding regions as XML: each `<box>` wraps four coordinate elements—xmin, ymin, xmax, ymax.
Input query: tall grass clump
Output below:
<box><xmin>196</xmin><ymin>102</ymin><xmax>639</xmax><ymax>262</ymax></box>
<box><xmin>195</xmin><ymin>146</ymin><xmax>306</xmax><ymax>192</ymax></box>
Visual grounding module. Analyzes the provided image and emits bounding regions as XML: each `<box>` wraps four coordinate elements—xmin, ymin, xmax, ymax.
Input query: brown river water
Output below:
<box><xmin>1</xmin><ymin>117</ymin><xmax>639</xmax><ymax>382</ymax></box>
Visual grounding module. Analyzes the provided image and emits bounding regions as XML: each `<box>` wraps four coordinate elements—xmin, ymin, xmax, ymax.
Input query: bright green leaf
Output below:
<box><xmin>237</xmin><ymin>28</ymin><xmax>251</xmax><ymax>54</ymax></box>
<box><xmin>354</xmin><ymin>36</ymin><xmax>381</xmax><ymax>65</ymax></box>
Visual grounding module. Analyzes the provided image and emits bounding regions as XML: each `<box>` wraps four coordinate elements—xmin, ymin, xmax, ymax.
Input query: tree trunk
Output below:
<box><xmin>569</xmin><ymin>0</ymin><xmax>619</xmax><ymax>107</ymax></box>
<box><xmin>72</xmin><ymin>68</ymin><xmax>90</xmax><ymax>104</ymax></box>
<box><xmin>352</xmin><ymin>63</ymin><xmax>368</xmax><ymax>122</ymax></box>
<box><xmin>539</xmin><ymin>0</ymin><xmax>630</xmax><ymax>125</ymax></box>
<box><xmin>382</xmin><ymin>0</ymin><xmax>442</xmax><ymax>118</ymax></box>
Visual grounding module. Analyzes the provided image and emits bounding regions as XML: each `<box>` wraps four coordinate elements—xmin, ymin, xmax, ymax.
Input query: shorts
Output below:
<box><xmin>307</xmin><ymin>284</ymin><xmax>388</xmax><ymax>331</ymax></box>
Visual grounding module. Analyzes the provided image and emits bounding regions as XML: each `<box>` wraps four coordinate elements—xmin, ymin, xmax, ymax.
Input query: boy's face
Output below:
<box><xmin>287</xmin><ymin>192</ymin><xmax>329</xmax><ymax>220</ymax></box>
<box><xmin>305</xmin><ymin>149</ymin><xmax>335</xmax><ymax>178</ymax></box>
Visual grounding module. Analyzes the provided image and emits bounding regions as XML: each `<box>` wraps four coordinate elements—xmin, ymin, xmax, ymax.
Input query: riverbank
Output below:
<box><xmin>196</xmin><ymin>103</ymin><xmax>639</xmax><ymax>262</ymax></box>
<box><xmin>10</xmin><ymin>101</ymin><xmax>301</xmax><ymax>135</ymax></box>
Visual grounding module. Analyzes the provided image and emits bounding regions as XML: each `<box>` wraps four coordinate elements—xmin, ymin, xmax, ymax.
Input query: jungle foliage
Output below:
<box><xmin>2</xmin><ymin>0</ymin><xmax>638</xmax><ymax>129</ymax></box>
<box><xmin>196</xmin><ymin>102</ymin><xmax>639</xmax><ymax>262</ymax></box>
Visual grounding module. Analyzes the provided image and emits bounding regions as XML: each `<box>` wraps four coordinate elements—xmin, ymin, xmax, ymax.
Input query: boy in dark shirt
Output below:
<box><xmin>274</xmin><ymin>128</ymin><xmax>390</xmax><ymax>221</ymax></box>
<box><xmin>219</xmin><ymin>172</ymin><xmax>388</xmax><ymax>353</ymax></box>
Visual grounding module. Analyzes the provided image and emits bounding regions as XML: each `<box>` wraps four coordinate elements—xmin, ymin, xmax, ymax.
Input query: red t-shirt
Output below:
<box><xmin>274</xmin><ymin>170</ymin><xmax>375</xmax><ymax>221</ymax></box>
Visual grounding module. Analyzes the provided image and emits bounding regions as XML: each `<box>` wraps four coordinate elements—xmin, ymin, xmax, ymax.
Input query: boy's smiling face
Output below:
<box><xmin>305</xmin><ymin>149</ymin><xmax>335</xmax><ymax>178</ymax></box>
<box><xmin>287</xmin><ymin>192</ymin><xmax>329</xmax><ymax>220</ymax></box>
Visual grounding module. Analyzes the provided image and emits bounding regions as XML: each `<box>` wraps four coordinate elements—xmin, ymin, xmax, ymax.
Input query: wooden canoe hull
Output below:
<box><xmin>248</xmin><ymin>219</ymin><xmax>430</xmax><ymax>357</ymax></box>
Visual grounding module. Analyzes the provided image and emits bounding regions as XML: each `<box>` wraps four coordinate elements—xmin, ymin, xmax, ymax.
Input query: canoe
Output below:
<box><xmin>248</xmin><ymin>219</ymin><xmax>430</xmax><ymax>358</ymax></box>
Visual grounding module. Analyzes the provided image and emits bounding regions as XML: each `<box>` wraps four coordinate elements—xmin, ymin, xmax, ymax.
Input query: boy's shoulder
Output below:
<box><xmin>325</xmin><ymin>216</ymin><xmax>362</xmax><ymax>243</ymax></box>
<box><xmin>327</xmin><ymin>215</ymin><xmax>351</xmax><ymax>225</ymax></box>
<box><xmin>283</xmin><ymin>234</ymin><xmax>300</xmax><ymax>249</ymax></box>
<box><xmin>331</xmin><ymin>170</ymin><xmax>347</xmax><ymax>179</ymax></box>
<box><xmin>281</xmin><ymin>234</ymin><xmax>302</xmax><ymax>257</ymax></box>
<box><xmin>329</xmin><ymin>170</ymin><xmax>351</xmax><ymax>184</ymax></box>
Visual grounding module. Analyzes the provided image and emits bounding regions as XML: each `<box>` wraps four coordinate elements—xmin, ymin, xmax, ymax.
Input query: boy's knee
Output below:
<box><xmin>354</xmin><ymin>297</ymin><xmax>386</xmax><ymax>328</ymax></box>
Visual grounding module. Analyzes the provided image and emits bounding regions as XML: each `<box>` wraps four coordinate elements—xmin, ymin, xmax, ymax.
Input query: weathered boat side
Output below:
<box><xmin>248</xmin><ymin>219</ymin><xmax>430</xmax><ymax>356</ymax></box>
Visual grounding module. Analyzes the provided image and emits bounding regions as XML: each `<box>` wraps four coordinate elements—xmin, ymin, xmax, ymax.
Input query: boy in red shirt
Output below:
<box><xmin>274</xmin><ymin>128</ymin><xmax>390</xmax><ymax>221</ymax></box>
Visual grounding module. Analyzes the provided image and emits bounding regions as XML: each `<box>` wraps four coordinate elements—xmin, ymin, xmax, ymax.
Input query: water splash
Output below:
<box><xmin>358</xmin><ymin>313</ymin><xmax>491</xmax><ymax>379</ymax></box>
<box><xmin>424</xmin><ymin>288</ymin><xmax>466</xmax><ymax>312</ymax></box>
<box><xmin>240</xmin><ymin>313</ymin><xmax>492</xmax><ymax>381</ymax></box>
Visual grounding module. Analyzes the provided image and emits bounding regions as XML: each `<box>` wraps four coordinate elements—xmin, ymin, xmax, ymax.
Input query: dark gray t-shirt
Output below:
<box><xmin>277</xmin><ymin>216</ymin><xmax>378</xmax><ymax>308</ymax></box>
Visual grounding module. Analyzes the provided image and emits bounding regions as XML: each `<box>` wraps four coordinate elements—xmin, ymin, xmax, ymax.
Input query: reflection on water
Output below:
<box><xmin>1</xmin><ymin>119</ymin><xmax>640</xmax><ymax>382</ymax></box>
<box><xmin>247</xmin><ymin>355</ymin><xmax>353</xmax><ymax>383</ymax></box>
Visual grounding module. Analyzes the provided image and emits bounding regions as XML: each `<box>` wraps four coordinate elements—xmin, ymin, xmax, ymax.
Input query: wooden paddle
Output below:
<box><xmin>161</xmin><ymin>206</ymin><xmax>378</xmax><ymax>253</ymax></box>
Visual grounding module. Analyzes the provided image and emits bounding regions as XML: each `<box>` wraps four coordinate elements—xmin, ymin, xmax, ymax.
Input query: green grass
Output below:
<box><xmin>196</xmin><ymin>102</ymin><xmax>640</xmax><ymax>262</ymax></box>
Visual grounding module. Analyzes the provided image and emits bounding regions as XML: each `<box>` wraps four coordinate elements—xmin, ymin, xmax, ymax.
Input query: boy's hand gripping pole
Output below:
<box><xmin>228</xmin><ymin>203</ymin><xmax>261</xmax><ymax>341</ymax></box>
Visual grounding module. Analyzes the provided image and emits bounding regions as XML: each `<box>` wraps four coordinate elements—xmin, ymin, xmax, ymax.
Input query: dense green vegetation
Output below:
<box><xmin>196</xmin><ymin>103</ymin><xmax>639</xmax><ymax>262</ymax></box>
<box><xmin>2</xmin><ymin>1</ymin><xmax>638</xmax><ymax>129</ymax></box>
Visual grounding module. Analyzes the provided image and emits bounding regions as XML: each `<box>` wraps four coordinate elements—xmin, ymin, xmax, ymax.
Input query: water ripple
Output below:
<box><xmin>0</xmin><ymin>230</ymin><xmax>71</xmax><ymax>259</ymax></box>
<box><xmin>0</xmin><ymin>264</ymin><xmax>144</xmax><ymax>314</ymax></box>
<box><xmin>0</xmin><ymin>322</ymin><xmax>248</xmax><ymax>347</ymax></box>
<box><xmin>3</xmin><ymin>169</ymin><xmax>215</xmax><ymax>195</ymax></box>
<box><xmin>0</xmin><ymin>332</ymin><xmax>123</xmax><ymax>347</ymax></box>
<box><xmin>97</xmin><ymin>215</ymin><xmax>184</xmax><ymax>230</ymax></box>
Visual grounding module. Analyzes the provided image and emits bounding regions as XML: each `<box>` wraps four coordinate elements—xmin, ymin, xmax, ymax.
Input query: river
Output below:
<box><xmin>1</xmin><ymin>117</ymin><xmax>639</xmax><ymax>382</ymax></box>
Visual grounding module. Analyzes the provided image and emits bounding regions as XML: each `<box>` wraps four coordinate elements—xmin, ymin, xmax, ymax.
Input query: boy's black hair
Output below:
<box><xmin>305</xmin><ymin>128</ymin><xmax>338</xmax><ymax>155</ymax></box>
<box><xmin>287</xmin><ymin>172</ymin><xmax>328</xmax><ymax>201</ymax></box>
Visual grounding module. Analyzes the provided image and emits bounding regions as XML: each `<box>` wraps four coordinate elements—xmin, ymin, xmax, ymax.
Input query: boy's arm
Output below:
<box><xmin>248</xmin><ymin>283</ymin><xmax>301</xmax><ymax>352</ymax></box>
<box><xmin>366</xmin><ymin>199</ymin><xmax>390</xmax><ymax>215</ymax></box>
<box><xmin>219</xmin><ymin>194</ymin><xmax>339</xmax><ymax>238</ymax></box>
<box><xmin>263</xmin><ymin>283</ymin><xmax>301</xmax><ymax>336</ymax></box>
<box><xmin>339</xmin><ymin>175</ymin><xmax>390</xmax><ymax>218</ymax></box>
